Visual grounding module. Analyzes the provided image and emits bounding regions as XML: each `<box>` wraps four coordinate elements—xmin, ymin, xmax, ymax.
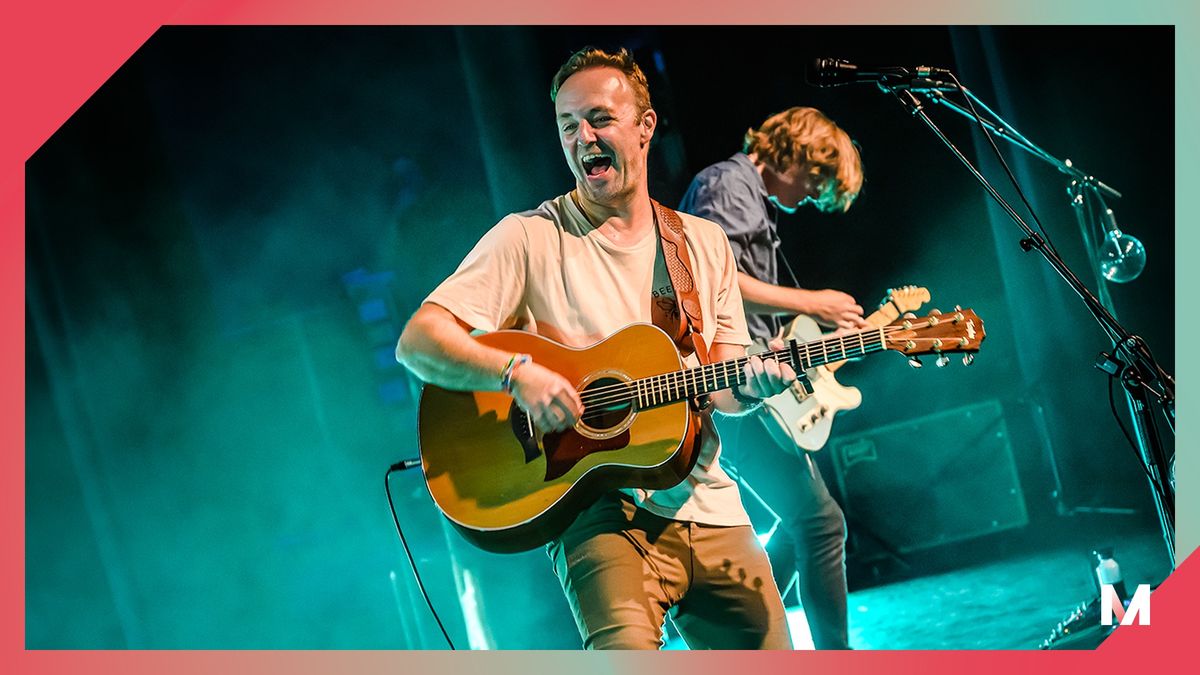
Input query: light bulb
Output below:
<box><xmin>1098</xmin><ymin>228</ymin><xmax>1146</xmax><ymax>283</ymax></box>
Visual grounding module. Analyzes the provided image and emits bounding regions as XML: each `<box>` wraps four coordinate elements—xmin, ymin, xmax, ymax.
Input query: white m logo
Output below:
<box><xmin>1101</xmin><ymin>583</ymin><xmax>1151</xmax><ymax>626</ymax></box>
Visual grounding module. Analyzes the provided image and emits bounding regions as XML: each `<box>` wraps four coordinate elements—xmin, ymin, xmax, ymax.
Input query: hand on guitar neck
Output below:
<box><xmin>757</xmin><ymin>285</ymin><xmax>934</xmax><ymax>454</ymax></box>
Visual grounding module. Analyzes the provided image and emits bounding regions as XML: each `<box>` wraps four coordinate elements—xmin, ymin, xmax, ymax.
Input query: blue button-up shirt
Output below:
<box><xmin>679</xmin><ymin>153</ymin><xmax>782</xmax><ymax>341</ymax></box>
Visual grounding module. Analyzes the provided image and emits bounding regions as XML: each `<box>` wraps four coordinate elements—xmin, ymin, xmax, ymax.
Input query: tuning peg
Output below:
<box><xmin>902</xmin><ymin>312</ymin><xmax>917</xmax><ymax>319</ymax></box>
<box><xmin>929</xmin><ymin>308</ymin><xmax>942</xmax><ymax>316</ymax></box>
<box><xmin>936</xmin><ymin>354</ymin><xmax>950</xmax><ymax>368</ymax></box>
<box><xmin>908</xmin><ymin>356</ymin><xmax>923</xmax><ymax>368</ymax></box>
<box><xmin>962</xmin><ymin>353</ymin><xmax>975</xmax><ymax>366</ymax></box>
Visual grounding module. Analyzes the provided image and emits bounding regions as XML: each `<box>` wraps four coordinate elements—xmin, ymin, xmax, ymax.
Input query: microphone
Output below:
<box><xmin>807</xmin><ymin>58</ymin><xmax>955</xmax><ymax>90</ymax></box>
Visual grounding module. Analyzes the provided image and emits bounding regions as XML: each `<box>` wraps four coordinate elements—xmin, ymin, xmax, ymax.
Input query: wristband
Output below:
<box><xmin>501</xmin><ymin>353</ymin><xmax>531</xmax><ymax>394</ymax></box>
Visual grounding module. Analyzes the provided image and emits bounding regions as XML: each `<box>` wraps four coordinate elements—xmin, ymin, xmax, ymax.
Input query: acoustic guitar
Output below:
<box><xmin>418</xmin><ymin>309</ymin><xmax>984</xmax><ymax>553</ymax></box>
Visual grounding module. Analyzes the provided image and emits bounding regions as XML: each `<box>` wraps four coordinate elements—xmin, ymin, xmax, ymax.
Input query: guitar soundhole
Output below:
<box><xmin>579</xmin><ymin>376</ymin><xmax>635</xmax><ymax>435</ymax></box>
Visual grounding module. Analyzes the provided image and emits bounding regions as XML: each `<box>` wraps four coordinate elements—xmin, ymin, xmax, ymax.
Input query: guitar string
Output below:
<box><xmin>572</xmin><ymin>323</ymin><xmax>910</xmax><ymax>402</ymax></box>
<box><xmin>575</xmin><ymin>333</ymin><xmax>886</xmax><ymax>409</ymax></box>
<box><xmin>571</xmin><ymin>339</ymin><xmax>891</xmax><ymax>424</ymax></box>
<box><xmin>573</xmin><ymin>324</ymin><xmax>936</xmax><ymax>410</ymax></box>
<box><xmin>524</xmin><ymin>310</ymin><xmax>966</xmax><ymax>427</ymax></box>
<box><xmin>570</xmin><ymin>337</ymin><xmax>971</xmax><ymax>424</ymax></box>
<box><xmin>575</xmin><ymin>326</ymin><xmax>970</xmax><ymax>412</ymax></box>
<box><xmin>577</xmin><ymin>347</ymin><xmax>877</xmax><ymax>413</ymax></box>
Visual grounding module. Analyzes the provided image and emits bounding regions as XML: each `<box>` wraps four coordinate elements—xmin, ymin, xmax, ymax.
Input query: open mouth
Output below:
<box><xmin>581</xmin><ymin>153</ymin><xmax>614</xmax><ymax>177</ymax></box>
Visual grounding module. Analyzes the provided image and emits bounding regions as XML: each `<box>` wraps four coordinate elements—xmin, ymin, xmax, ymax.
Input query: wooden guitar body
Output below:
<box><xmin>418</xmin><ymin>324</ymin><xmax>701</xmax><ymax>553</ymax></box>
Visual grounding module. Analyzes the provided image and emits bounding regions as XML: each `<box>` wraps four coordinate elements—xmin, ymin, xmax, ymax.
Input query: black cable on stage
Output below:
<box><xmin>385</xmin><ymin>461</ymin><xmax>457</xmax><ymax>650</ymax></box>
<box><xmin>1106</xmin><ymin>377</ymin><xmax>1169</xmax><ymax>513</ymax></box>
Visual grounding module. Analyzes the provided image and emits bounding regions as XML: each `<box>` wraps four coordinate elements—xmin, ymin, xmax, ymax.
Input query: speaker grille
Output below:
<box><xmin>830</xmin><ymin>399</ymin><xmax>1028</xmax><ymax>554</ymax></box>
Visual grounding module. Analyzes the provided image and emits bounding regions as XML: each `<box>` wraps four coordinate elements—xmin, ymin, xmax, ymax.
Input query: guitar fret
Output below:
<box><xmin>619</xmin><ymin>321</ymin><xmax>912</xmax><ymax>411</ymax></box>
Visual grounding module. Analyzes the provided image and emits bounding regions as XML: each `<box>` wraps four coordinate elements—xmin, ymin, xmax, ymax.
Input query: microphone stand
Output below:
<box><xmin>877</xmin><ymin>80</ymin><xmax>1176</xmax><ymax>568</ymax></box>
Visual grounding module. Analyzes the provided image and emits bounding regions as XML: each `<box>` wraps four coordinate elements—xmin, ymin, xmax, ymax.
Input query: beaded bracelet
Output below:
<box><xmin>501</xmin><ymin>353</ymin><xmax>531</xmax><ymax>394</ymax></box>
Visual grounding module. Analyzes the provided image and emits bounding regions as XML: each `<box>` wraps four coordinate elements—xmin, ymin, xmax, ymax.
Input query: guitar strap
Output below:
<box><xmin>650</xmin><ymin>199</ymin><xmax>709</xmax><ymax>365</ymax></box>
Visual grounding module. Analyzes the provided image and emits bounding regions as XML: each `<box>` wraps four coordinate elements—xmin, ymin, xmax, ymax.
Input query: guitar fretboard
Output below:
<box><xmin>580</xmin><ymin>327</ymin><xmax>890</xmax><ymax>412</ymax></box>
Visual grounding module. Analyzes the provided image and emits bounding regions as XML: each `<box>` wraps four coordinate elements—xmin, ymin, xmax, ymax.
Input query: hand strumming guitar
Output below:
<box><xmin>508</xmin><ymin>360</ymin><xmax>583</xmax><ymax>433</ymax></box>
<box><xmin>799</xmin><ymin>288</ymin><xmax>869</xmax><ymax>331</ymax></box>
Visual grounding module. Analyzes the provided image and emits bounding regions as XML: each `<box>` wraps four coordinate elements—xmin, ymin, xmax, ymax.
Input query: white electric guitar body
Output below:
<box><xmin>755</xmin><ymin>286</ymin><xmax>930</xmax><ymax>455</ymax></box>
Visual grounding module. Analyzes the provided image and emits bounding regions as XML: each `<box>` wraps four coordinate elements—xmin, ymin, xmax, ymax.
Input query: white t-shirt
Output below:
<box><xmin>424</xmin><ymin>193</ymin><xmax>753</xmax><ymax>526</ymax></box>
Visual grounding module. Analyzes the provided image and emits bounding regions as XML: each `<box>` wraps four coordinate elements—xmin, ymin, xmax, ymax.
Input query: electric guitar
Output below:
<box><xmin>418</xmin><ymin>309</ymin><xmax>984</xmax><ymax>553</ymax></box>
<box><xmin>756</xmin><ymin>286</ymin><xmax>931</xmax><ymax>454</ymax></box>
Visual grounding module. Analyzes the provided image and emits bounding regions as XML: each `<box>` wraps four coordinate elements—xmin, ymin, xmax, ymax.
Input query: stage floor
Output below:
<box><xmin>666</xmin><ymin>515</ymin><xmax>1171</xmax><ymax>650</ymax></box>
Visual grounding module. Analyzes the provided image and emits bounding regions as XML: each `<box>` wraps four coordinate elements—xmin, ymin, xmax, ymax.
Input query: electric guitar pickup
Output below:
<box><xmin>754</xmin><ymin>286</ymin><xmax>932</xmax><ymax>454</ymax></box>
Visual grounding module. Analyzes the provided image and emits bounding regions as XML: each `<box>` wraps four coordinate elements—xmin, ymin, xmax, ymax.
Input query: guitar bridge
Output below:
<box><xmin>509</xmin><ymin>404</ymin><xmax>542</xmax><ymax>464</ymax></box>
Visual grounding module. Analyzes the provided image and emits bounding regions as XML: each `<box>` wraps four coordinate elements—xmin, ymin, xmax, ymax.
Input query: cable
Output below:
<box><xmin>1106</xmin><ymin>377</ymin><xmax>1168</xmax><ymax>510</ymax></box>
<box><xmin>946</xmin><ymin>73</ymin><xmax>1128</xmax><ymax>348</ymax></box>
<box><xmin>948</xmin><ymin>73</ymin><xmax>1062</xmax><ymax>259</ymax></box>
<box><xmin>384</xmin><ymin>463</ymin><xmax>457</xmax><ymax>650</ymax></box>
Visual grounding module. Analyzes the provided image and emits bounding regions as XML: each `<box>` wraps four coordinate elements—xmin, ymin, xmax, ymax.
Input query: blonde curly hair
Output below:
<box><xmin>743</xmin><ymin>107</ymin><xmax>863</xmax><ymax>213</ymax></box>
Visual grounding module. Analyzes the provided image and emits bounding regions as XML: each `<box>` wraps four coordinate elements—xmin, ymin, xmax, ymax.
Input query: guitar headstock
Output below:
<box><xmin>882</xmin><ymin>285</ymin><xmax>932</xmax><ymax>314</ymax></box>
<box><xmin>883</xmin><ymin>308</ymin><xmax>985</xmax><ymax>363</ymax></box>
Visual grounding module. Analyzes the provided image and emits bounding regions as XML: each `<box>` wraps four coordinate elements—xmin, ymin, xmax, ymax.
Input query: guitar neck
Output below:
<box><xmin>629</xmin><ymin>327</ymin><xmax>889</xmax><ymax>408</ymax></box>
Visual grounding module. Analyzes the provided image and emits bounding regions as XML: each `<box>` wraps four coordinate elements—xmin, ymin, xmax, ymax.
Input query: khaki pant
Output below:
<box><xmin>547</xmin><ymin>493</ymin><xmax>792</xmax><ymax>650</ymax></box>
<box><xmin>718</xmin><ymin>413</ymin><xmax>850</xmax><ymax>649</ymax></box>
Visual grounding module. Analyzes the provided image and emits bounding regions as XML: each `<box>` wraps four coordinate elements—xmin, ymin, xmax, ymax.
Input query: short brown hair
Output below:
<box><xmin>744</xmin><ymin>107</ymin><xmax>864</xmax><ymax>213</ymax></box>
<box><xmin>550</xmin><ymin>47</ymin><xmax>652</xmax><ymax>114</ymax></box>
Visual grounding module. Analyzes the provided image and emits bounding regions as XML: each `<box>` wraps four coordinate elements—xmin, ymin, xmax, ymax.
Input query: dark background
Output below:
<box><xmin>26</xmin><ymin>26</ymin><xmax>1174</xmax><ymax>648</ymax></box>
